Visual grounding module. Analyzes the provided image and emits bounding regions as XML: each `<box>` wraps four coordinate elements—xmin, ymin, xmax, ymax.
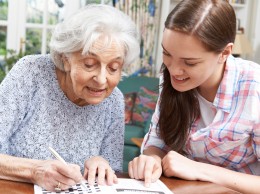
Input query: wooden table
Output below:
<box><xmin>128</xmin><ymin>138</ymin><xmax>241</xmax><ymax>193</ymax></box>
<box><xmin>0</xmin><ymin>173</ymin><xmax>241</xmax><ymax>194</ymax></box>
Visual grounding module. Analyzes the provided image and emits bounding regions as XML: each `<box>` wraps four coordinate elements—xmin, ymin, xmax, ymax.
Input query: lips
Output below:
<box><xmin>87</xmin><ymin>87</ymin><xmax>106</xmax><ymax>96</ymax></box>
<box><xmin>175</xmin><ymin>77</ymin><xmax>188</xmax><ymax>81</ymax></box>
<box><xmin>87</xmin><ymin>87</ymin><xmax>105</xmax><ymax>92</ymax></box>
<box><xmin>172</xmin><ymin>76</ymin><xmax>189</xmax><ymax>83</ymax></box>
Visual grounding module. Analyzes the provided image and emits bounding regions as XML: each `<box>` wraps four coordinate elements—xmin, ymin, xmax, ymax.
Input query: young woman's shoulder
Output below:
<box><xmin>236</xmin><ymin>57</ymin><xmax>260</xmax><ymax>81</ymax></box>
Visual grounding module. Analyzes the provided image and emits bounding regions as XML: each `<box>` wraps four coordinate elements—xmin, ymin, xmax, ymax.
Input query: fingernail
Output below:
<box><xmin>145</xmin><ymin>182</ymin><xmax>150</xmax><ymax>187</ymax></box>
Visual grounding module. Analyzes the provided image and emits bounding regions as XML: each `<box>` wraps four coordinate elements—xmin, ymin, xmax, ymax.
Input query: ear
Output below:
<box><xmin>62</xmin><ymin>54</ymin><xmax>71</xmax><ymax>72</ymax></box>
<box><xmin>218</xmin><ymin>43</ymin><xmax>233</xmax><ymax>64</ymax></box>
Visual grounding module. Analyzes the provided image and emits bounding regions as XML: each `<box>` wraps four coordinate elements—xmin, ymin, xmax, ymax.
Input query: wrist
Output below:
<box><xmin>194</xmin><ymin>161</ymin><xmax>214</xmax><ymax>182</ymax></box>
<box><xmin>30</xmin><ymin>159</ymin><xmax>45</xmax><ymax>184</ymax></box>
<box><xmin>0</xmin><ymin>154</ymin><xmax>41</xmax><ymax>183</ymax></box>
<box><xmin>149</xmin><ymin>154</ymin><xmax>162</xmax><ymax>165</ymax></box>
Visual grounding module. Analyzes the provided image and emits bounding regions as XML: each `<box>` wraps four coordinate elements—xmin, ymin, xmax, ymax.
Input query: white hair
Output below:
<box><xmin>49</xmin><ymin>4</ymin><xmax>140</xmax><ymax>70</ymax></box>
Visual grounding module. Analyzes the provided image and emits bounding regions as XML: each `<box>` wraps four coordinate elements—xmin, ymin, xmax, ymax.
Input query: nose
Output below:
<box><xmin>169</xmin><ymin>61</ymin><xmax>184</xmax><ymax>75</ymax></box>
<box><xmin>93</xmin><ymin>66</ymin><xmax>107</xmax><ymax>85</ymax></box>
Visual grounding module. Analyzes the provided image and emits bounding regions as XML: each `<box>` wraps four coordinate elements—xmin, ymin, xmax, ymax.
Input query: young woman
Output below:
<box><xmin>128</xmin><ymin>0</ymin><xmax>260</xmax><ymax>193</ymax></box>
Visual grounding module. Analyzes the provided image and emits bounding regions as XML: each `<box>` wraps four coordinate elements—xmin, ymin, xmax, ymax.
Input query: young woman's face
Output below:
<box><xmin>162</xmin><ymin>29</ymin><xmax>224</xmax><ymax>93</ymax></box>
<box><xmin>64</xmin><ymin>38</ymin><xmax>124</xmax><ymax>105</ymax></box>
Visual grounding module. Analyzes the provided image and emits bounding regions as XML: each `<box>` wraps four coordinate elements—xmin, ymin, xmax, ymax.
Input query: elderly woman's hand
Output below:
<box><xmin>32</xmin><ymin>160</ymin><xmax>83</xmax><ymax>191</ymax></box>
<box><xmin>83</xmin><ymin>156</ymin><xmax>117</xmax><ymax>186</ymax></box>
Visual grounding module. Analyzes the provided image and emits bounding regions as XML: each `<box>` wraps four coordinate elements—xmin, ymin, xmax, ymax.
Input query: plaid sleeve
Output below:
<box><xmin>253</xmin><ymin>123</ymin><xmax>260</xmax><ymax>160</ymax></box>
<box><xmin>140</xmin><ymin>96</ymin><xmax>170</xmax><ymax>153</ymax></box>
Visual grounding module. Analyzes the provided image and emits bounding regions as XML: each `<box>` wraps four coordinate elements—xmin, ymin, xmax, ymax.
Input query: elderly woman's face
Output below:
<box><xmin>63</xmin><ymin>38</ymin><xmax>124</xmax><ymax>105</ymax></box>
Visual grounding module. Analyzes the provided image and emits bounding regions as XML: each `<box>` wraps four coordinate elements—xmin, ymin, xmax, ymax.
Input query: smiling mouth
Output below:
<box><xmin>87</xmin><ymin>87</ymin><xmax>106</xmax><ymax>92</ymax></box>
<box><xmin>175</xmin><ymin>77</ymin><xmax>188</xmax><ymax>81</ymax></box>
<box><xmin>174</xmin><ymin>76</ymin><xmax>189</xmax><ymax>81</ymax></box>
<box><xmin>86</xmin><ymin>87</ymin><xmax>107</xmax><ymax>97</ymax></box>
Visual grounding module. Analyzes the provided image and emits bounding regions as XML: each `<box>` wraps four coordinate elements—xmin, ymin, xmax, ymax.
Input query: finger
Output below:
<box><xmin>161</xmin><ymin>157</ymin><xmax>171</xmax><ymax>177</ymax></box>
<box><xmin>87</xmin><ymin>166</ymin><xmax>97</xmax><ymax>185</ymax></box>
<box><xmin>69</xmin><ymin>164</ymin><xmax>83</xmax><ymax>182</ymax></box>
<box><xmin>161</xmin><ymin>155</ymin><xmax>166</xmax><ymax>165</ymax></box>
<box><xmin>137</xmin><ymin>156</ymin><xmax>146</xmax><ymax>180</ymax></box>
<box><xmin>83</xmin><ymin>168</ymin><xmax>89</xmax><ymax>179</ymax></box>
<box><xmin>128</xmin><ymin>161</ymin><xmax>134</xmax><ymax>178</ymax></box>
<box><xmin>162</xmin><ymin>165</ymin><xmax>170</xmax><ymax>177</ymax></box>
<box><xmin>161</xmin><ymin>157</ymin><xmax>168</xmax><ymax>171</ymax></box>
<box><xmin>113</xmin><ymin>173</ymin><xmax>118</xmax><ymax>184</ymax></box>
<box><xmin>151</xmin><ymin>165</ymin><xmax>162</xmax><ymax>183</ymax></box>
<box><xmin>55</xmin><ymin>181</ymin><xmax>70</xmax><ymax>191</ymax></box>
<box><xmin>97</xmin><ymin>165</ymin><xmax>106</xmax><ymax>185</ymax></box>
<box><xmin>132</xmin><ymin>157</ymin><xmax>140</xmax><ymax>179</ymax></box>
<box><xmin>59</xmin><ymin>177</ymin><xmax>78</xmax><ymax>188</ymax></box>
<box><xmin>55</xmin><ymin>162</ymin><xmax>82</xmax><ymax>182</ymax></box>
<box><xmin>106</xmin><ymin>168</ymin><xmax>115</xmax><ymax>185</ymax></box>
<box><xmin>50</xmin><ymin>169</ymin><xmax>77</xmax><ymax>187</ymax></box>
<box><xmin>144</xmin><ymin>160</ymin><xmax>154</xmax><ymax>187</ymax></box>
<box><xmin>151</xmin><ymin>163</ymin><xmax>162</xmax><ymax>183</ymax></box>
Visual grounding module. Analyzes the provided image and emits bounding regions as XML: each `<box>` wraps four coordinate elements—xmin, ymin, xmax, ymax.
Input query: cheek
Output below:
<box><xmin>108</xmin><ymin>74</ymin><xmax>121</xmax><ymax>89</ymax></box>
<box><xmin>71</xmin><ymin>69</ymin><xmax>89</xmax><ymax>87</ymax></box>
<box><xmin>190</xmin><ymin>65</ymin><xmax>215</xmax><ymax>83</ymax></box>
<box><xmin>162</xmin><ymin>56</ymin><xmax>171</xmax><ymax>66</ymax></box>
<box><xmin>191</xmin><ymin>69</ymin><xmax>207</xmax><ymax>83</ymax></box>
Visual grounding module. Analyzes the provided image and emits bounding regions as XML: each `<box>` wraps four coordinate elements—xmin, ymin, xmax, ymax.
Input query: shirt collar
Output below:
<box><xmin>213</xmin><ymin>55</ymin><xmax>240</xmax><ymax>113</ymax></box>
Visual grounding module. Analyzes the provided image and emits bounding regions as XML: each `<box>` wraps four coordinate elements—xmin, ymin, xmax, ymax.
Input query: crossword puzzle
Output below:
<box><xmin>35</xmin><ymin>178</ymin><xmax>173</xmax><ymax>194</ymax></box>
<box><xmin>41</xmin><ymin>182</ymin><xmax>101</xmax><ymax>194</ymax></box>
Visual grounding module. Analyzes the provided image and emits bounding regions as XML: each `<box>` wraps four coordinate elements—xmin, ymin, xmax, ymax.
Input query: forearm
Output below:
<box><xmin>0</xmin><ymin>154</ymin><xmax>40</xmax><ymax>183</ymax></box>
<box><xmin>198</xmin><ymin>162</ymin><xmax>260</xmax><ymax>194</ymax></box>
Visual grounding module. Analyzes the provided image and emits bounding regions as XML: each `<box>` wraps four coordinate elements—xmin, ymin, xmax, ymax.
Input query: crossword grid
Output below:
<box><xmin>41</xmin><ymin>182</ymin><xmax>101</xmax><ymax>194</ymax></box>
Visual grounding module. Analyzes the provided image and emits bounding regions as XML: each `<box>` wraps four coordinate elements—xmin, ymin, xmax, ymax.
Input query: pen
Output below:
<box><xmin>48</xmin><ymin>146</ymin><xmax>88</xmax><ymax>190</ymax></box>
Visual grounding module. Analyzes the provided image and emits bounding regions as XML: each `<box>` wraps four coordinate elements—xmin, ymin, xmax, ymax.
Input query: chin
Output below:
<box><xmin>171</xmin><ymin>85</ymin><xmax>191</xmax><ymax>92</ymax></box>
<box><xmin>171</xmin><ymin>81</ymin><xmax>193</xmax><ymax>93</ymax></box>
<box><xmin>87</xmin><ymin>98</ymin><xmax>105</xmax><ymax>105</ymax></box>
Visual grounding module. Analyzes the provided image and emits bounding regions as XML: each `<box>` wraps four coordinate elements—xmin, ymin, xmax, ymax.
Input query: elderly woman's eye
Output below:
<box><xmin>108</xmin><ymin>63</ymin><xmax>120</xmax><ymax>73</ymax></box>
<box><xmin>85</xmin><ymin>64</ymin><xmax>94</xmax><ymax>68</ymax></box>
<box><xmin>84</xmin><ymin>63</ymin><xmax>98</xmax><ymax>72</ymax></box>
<box><xmin>83</xmin><ymin>58</ymin><xmax>98</xmax><ymax>70</ymax></box>
<box><xmin>107</xmin><ymin>67</ymin><xmax>118</xmax><ymax>74</ymax></box>
<box><xmin>110</xmin><ymin>67</ymin><xmax>118</xmax><ymax>72</ymax></box>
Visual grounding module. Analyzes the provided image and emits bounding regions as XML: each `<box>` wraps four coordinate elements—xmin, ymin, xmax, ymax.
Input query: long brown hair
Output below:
<box><xmin>158</xmin><ymin>0</ymin><xmax>236</xmax><ymax>153</ymax></box>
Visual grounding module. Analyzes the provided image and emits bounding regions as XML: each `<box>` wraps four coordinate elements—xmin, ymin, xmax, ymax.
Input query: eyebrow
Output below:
<box><xmin>161</xmin><ymin>44</ymin><xmax>170</xmax><ymax>54</ymax></box>
<box><xmin>87</xmin><ymin>52</ymin><xmax>124</xmax><ymax>61</ymax></box>
<box><xmin>161</xmin><ymin>44</ymin><xmax>202</xmax><ymax>60</ymax></box>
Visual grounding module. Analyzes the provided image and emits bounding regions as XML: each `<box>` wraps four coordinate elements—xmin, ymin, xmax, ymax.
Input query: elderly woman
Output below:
<box><xmin>0</xmin><ymin>4</ymin><xmax>139</xmax><ymax>192</ymax></box>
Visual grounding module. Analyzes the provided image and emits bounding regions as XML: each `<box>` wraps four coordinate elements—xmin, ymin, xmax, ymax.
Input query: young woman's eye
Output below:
<box><xmin>184</xmin><ymin>61</ymin><xmax>197</xmax><ymax>67</ymax></box>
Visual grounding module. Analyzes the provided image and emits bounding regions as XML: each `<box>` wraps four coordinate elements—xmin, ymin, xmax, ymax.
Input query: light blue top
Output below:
<box><xmin>0</xmin><ymin>55</ymin><xmax>125</xmax><ymax>172</ymax></box>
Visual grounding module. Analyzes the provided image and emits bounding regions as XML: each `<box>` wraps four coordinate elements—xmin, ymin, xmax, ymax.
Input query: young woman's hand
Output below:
<box><xmin>128</xmin><ymin>155</ymin><xmax>162</xmax><ymax>187</ymax></box>
<box><xmin>32</xmin><ymin>160</ymin><xmax>83</xmax><ymax>191</ymax></box>
<box><xmin>83</xmin><ymin>156</ymin><xmax>117</xmax><ymax>186</ymax></box>
<box><xmin>162</xmin><ymin>151</ymin><xmax>200</xmax><ymax>180</ymax></box>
